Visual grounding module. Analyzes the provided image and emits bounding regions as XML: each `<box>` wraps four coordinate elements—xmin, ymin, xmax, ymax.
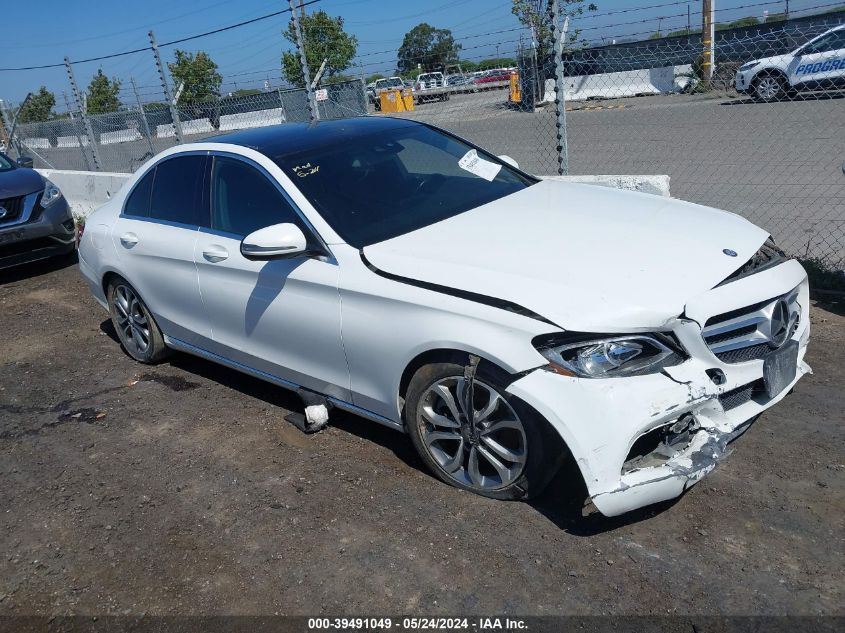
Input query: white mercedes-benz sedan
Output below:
<box><xmin>78</xmin><ymin>117</ymin><xmax>810</xmax><ymax>517</ymax></box>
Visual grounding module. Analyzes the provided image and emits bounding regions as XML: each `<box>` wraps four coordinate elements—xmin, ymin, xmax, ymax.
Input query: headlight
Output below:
<box><xmin>40</xmin><ymin>178</ymin><xmax>63</xmax><ymax>208</ymax></box>
<box><xmin>739</xmin><ymin>61</ymin><xmax>760</xmax><ymax>71</ymax></box>
<box><xmin>535</xmin><ymin>334</ymin><xmax>684</xmax><ymax>378</ymax></box>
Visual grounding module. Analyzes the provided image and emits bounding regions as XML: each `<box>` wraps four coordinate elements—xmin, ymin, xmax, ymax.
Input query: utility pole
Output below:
<box><xmin>687</xmin><ymin>4</ymin><xmax>691</xmax><ymax>34</ymax></box>
<box><xmin>289</xmin><ymin>0</ymin><xmax>318</xmax><ymax>122</ymax></box>
<box><xmin>702</xmin><ymin>0</ymin><xmax>715</xmax><ymax>82</ymax></box>
<box><xmin>785</xmin><ymin>0</ymin><xmax>789</xmax><ymax>20</ymax></box>
<box><xmin>64</xmin><ymin>57</ymin><xmax>102</xmax><ymax>170</ymax></box>
<box><xmin>131</xmin><ymin>78</ymin><xmax>155</xmax><ymax>155</ymax></box>
<box><xmin>149</xmin><ymin>29</ymin><xmax>183</xmax><ymax>143</ymax></box>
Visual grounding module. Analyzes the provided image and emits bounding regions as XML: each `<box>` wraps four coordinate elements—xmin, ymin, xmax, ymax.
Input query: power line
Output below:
<box><xmin>0</xmin><ymin>0</ymin><xmax>323</xmax><ymax>72</ymax></box>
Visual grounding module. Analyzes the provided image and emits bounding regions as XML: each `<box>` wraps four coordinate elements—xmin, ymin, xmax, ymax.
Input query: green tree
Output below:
<box><xmin>282</xmin><ymin>10</ymin><xmax>358</xmax><ymax>88</ymax></box>
<box><xmin>167</xmin><ymin>50</ymin><xmax>222</xmax><ymax>103</ymax></box>
<box><xmin>397</xmin><ymin>23</ymin><xmax>461</xmax><ymax>74</ymax></box>
<box><xmin>85</xmin><ymin>69</ymin><xmax>121</xmax><ymax>114</ymax></box>
<box><xmin>511</xmin><ymin>0</ymin><xmax>597</xmax><ymax>60</ymax></box>
<box><xmin>365</xmin><ymin>73</ymin><xmax>386</xmax><ymax>84</ymax></box>
<box><xmin>17</xmin><ymin>86</ymin><xmax>56</xmax><ymax>123</ymax></box>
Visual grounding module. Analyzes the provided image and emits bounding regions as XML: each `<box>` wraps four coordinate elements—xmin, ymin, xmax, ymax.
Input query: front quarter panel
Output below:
<box><xmin>334</xmin><ymin>245</ymin><xmax>557</xmax><ymax>423</ymax></box>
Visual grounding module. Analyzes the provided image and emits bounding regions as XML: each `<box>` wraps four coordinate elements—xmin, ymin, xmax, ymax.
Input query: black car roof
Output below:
<box><xmin>202</xmin><ymin>116</ymin><xmax>421</xmax><ymax>158</ymax></box>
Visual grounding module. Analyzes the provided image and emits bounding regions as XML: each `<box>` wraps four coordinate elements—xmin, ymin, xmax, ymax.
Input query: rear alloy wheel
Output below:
<box><xmin>107</xmin><ymin>279</ymin><xmax>170</xmax><ymax>363</ymax></box>
<box><xmin>754</xmin><ymin>74</ymin><xmax>786</xmax><ymax>102</ymax></box>
<box><xmin>405</xmin><ymin>362</ymin><xmax>563</xmax><ymax>500</ymax></box>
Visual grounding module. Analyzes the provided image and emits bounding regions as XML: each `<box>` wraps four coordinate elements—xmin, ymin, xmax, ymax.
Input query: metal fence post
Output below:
<box><xmin>549</xmin><ymin>0</ymin><xmax>569</xmax><ymax>176</ymax></box>
<box><xmin>64</xmin><ymin>57</ymin><xmax>102</xmax><ymax>171</ymax></box>
<box><xmin>149</xmin><ymin>30</ymin><xmax>183</xmax><ymax>143</ymax></box>
<box><xmin>288</xmin><ymin>0</ymin><xmax>318</xmax><ymax>122</ymax></box>
<box><xmin>131</xmin><ymin>77</ymin><xmax>156</xmax><ymax>156</ymax></box>
<box><xmin>61</xmin><ymin>91</ymin><xmax>92</xmax><ymax>172</ymax></box>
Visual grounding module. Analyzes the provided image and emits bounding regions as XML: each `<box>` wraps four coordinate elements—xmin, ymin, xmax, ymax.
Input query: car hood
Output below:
<box><xmin>362</xmin><ymin>180</ymin><xmax>769</xmax><ymax>331</ymax></box>
<box><xmin>741</xmin><ymin>54</ymin><xmax>792</xmax><ymax>69</ymax></box>
<box><xmin>0</xmin><ymin>167</ymin><xmax>44</xmax><ymax>199</ymax></box>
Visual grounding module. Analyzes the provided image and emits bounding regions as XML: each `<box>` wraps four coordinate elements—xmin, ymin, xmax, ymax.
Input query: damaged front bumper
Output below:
<box><xmin>507</xmin><ymin>260</ymin><xmax>811</xmax><ymax>517</ymax></box>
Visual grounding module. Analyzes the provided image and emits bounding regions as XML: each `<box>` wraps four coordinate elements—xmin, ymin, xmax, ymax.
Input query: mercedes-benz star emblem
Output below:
<box><xmin>769</xmin><ymin>299</ymin><xmax>791</xmax><ymax>348</ymax></box>
<box><xmin>0</xmin><ymin>206</ymin><xmax>7</xmax><ymax>220</ymax></box>
<box><xmin>723</xmin><ymin>248</ymin><xmax>738</xmax><ymax>257</ymax></box>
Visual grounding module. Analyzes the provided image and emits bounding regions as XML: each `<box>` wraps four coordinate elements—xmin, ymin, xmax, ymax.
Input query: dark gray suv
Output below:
<box><xmin>0</xmin><ymin>152</ymin><xmax>75</xmax><ymax>269</ymax></box>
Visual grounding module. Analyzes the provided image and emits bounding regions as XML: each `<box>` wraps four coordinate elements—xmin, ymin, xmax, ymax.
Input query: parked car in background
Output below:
<box><xmin>0</xmin><ymin>152</ymin><xmax>75</xmax><ymax>269</ymax></box>
<box><xmin>78</xmin><ymin>117</ymin><xmax>810</xmax><ymax>518</ymax></box>
<box><xmin>446</xmin><ymin>73</ymin><xmax>472</xmax><ymax>87</ymax></box>
<box><xmin>472</xmin><ymin>69</ymin><xmax>514</xmax><ymax>89</ymax></box>
<box><xmin>367</xmin><ymin>76</ymin><xmax>406</xmax><ymax>110</ymax></box>
<box><xmin>735</xmin><ymin>24</ymin><xmax>845</xmax><ymax>101</ymax></box>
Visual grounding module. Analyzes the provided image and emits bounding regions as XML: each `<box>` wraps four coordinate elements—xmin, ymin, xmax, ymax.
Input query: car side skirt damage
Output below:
<box><xmin>163</xmin><ymin>335</ymin><xmax>405</xmax><ymax>432</ymax></box>
<box><xmin>360</xmin><ymin>252</ymin><xmax>557</xmax><ymax>326</ymax></box>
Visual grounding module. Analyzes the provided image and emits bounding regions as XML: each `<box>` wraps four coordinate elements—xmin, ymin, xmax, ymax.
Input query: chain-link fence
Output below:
<box><xmin>11</xmin><ymin>79</ymin><xmax>366</xmax><ymax>174</ymax></box>
<box><xmin>374</xmin><ymin>10</ymin><xmax>845</xmax><ymax>269</ymax></box>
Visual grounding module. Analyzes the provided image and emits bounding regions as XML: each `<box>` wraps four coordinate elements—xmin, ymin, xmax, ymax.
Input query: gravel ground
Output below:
<box><xmin>1</xmin><ymin>258</ymin><xmax>843</xmax><ymax>616</ymax></box>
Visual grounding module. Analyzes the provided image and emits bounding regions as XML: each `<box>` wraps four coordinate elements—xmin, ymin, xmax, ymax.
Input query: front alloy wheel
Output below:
<box><xmin>405</xmin><ymin>362</ymin><xmax>563</xmax><ymax>500</ymax></box>
<box><xmin>754</xmin><ymin>75</ymin><xmax>785</xmax><ymax>101</ymax></box>
<box><xmin>418</xmin><ymin>376</ymin><xmax>527</xmax><ymax>490</ymax></box>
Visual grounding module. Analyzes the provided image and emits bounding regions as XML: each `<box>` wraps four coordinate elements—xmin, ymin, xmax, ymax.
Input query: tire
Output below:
<box><xmin>107</xmin><ymin>278</ymin><xmax>170</xmax><ymax>364</ymax></box>
<box><xmin>753</xmin><ymin>74</ymin><xmax>787</xmax><ymax>102</ymax></box>
<box><xmin>405</xmin><ymin>362</ymin><xmax>564</xmax><ymax>500</ymax></box>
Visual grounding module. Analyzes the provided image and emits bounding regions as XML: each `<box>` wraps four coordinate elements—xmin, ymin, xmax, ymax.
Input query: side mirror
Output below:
<box><xmin>17</xmin><ymin>156</ymin><xmax>34</xmax><ymax>168</ymax></box>
<box><xmin>497</xmin><ymin>155</ymin><xmax>519</xmax><ymax>169</ymax></box>
<box><xmin>241</xmin><ymin>223</ymin><xmax>308</xmax><ymax>260</ymax></box>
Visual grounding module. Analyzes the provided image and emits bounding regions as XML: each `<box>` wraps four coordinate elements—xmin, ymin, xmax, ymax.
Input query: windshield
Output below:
<box><xmin>0</xmin><ymin>152</ymin><xmax>15</xmax><ymax>172</ymax></box>
<box><xmin>273</xmin><ymin>122</ymin><xmax>535</xmax><ymax>248</ymax></box>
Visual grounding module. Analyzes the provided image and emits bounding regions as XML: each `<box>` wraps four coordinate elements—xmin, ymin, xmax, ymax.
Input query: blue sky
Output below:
<box><xmin>0</xmin><ymin>0</ymin><xmax>833</xmax><ymax>106</ymax></box>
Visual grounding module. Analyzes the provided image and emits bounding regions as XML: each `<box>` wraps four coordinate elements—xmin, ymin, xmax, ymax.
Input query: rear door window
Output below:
<box><xmin>149</xmin><ymin>155</ymin><xmax>206</xmax><ymax>225</ymax></box>
<box><xmin>123</xmin><ymin>169</ymin><xmax>155</xmax><ymax>217</ymax></box>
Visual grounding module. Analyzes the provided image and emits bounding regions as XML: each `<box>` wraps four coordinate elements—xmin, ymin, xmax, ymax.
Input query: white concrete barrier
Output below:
<box><xmin>37</xmin><ymin>169</ymin><xmax>670</xmax><ymax>218</ymax></box>
<box><xmin>100</xmin><ymin>129</ymin><xmax>142</xmax><ymax>145</ymax></box>
<box><xmin>542</xmin><ymin>64</ymin><xmax>694</xmax><ymax>103</ymax></box>
<box><xmin>37</xmin><ymin>169</ymin><xmax>131</xmax><ymax>217</ymax></box>
<box><xmin>182</xmin><ymin>118</ymin><xmax>214</xmax><ymax>135</ymax></box>
<box><xmin>24</xmin><ymin>138</ymin><xmax>50</xmax><ymax>149</ymax></box>
<box><xmin>157</xmin><ymin>119</ymin><xmax>216</xmax><ymax>137</ymax></box>
<box><xmin>541</xmin><ymin>174</ymin><xmax>670</xmax><ymax>197</ymax></box>
<box><xmin>219</xmin><ymin>108</ymin><xmax>285</xmax><ymax>131</ymax></box>
<box><xmin>157</xmin><ymin>123</ymin><xmax>176</xmax><ymax>138</ymax></box>
<box><xmin>57</xmin><ymin>136</ymin><xmax>89</xmax><ymax>148</ymax></box>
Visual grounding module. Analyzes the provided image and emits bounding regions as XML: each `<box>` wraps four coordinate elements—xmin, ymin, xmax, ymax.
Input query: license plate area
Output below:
<box><xmin>763</xmin><ymin>339</ymin><xmax>799</xmax><ymax>398</ymax></box>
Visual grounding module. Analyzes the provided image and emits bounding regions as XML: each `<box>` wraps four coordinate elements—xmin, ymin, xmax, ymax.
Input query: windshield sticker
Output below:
<box><xmin>293</xmin><ymin>162</ymin><xmax>320</xmax><ymax>178</ymax></box>
<box><xmin>458</xmin><ymin>149</ymin><xmax>501</xmax><ymax>182</ymax></box>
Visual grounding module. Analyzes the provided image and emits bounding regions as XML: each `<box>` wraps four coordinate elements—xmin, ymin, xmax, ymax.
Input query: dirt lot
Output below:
<box><xmin>1</xmin><ymin>258</ymin><xmax>843</xmax><ymax>617</ymax></box>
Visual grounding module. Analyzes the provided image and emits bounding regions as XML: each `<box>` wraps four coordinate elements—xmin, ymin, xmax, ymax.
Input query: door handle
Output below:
<box><xmin>119</xmin><ymin>232</ymin><xmax>138</xmax><ymax>248</ymax></box>
<box><xmin>202</xmin><ymin>245</ymin><xmax>229</xmax><ymax>263</ymax></box>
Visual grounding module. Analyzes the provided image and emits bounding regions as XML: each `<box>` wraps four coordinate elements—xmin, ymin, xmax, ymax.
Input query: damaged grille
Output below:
<box><xmin>719</xmin><ymin>379</ymin><xmax>765</xmax><ymax>412</ymax></box>
<box><xmin>702</xmin><ymin>287</ymin><xmax>801</xmax><ymax>364</ymax></box>
<box><xmin>719</xmin><ymin>237</ymin><xmax>786</xmax><ymax>286</ymax></box>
